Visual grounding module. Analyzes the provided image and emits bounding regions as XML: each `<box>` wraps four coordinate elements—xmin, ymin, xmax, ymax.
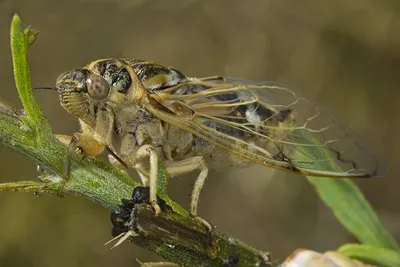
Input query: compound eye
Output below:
<box><xmin>86</xmin><ymin>74</ymin><xmax>110</xmax><ymax>100</ymax></box>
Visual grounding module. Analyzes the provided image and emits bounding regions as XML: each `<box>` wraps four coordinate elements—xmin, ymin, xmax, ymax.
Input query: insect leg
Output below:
<box><xmin>56</xmin><ymin>111</ymin><xmax>115</xmax><ymax>188</ymax></box>
<box><xmin>54</xmin><ymin>133</ymin><xmax>106</xmax><ymax>193</ymax></box>
<box><xmin>128</xmin><ymin>145</ymin><xmax>161</xmax><ymax>215</ymax></box>
<box><xmin>165</xmin><ymin>156</ymin><xmax>208</xmax><ymax>217</ymax></box>
<box><xmin>164</xmin><ymin>156</ymin><xmax>212</xmax><ymax>232</ymax></box>
<box><xmin>64</xmin><ymin>133</ymin><xmax>106</xmax><ymax>176</ymax></box>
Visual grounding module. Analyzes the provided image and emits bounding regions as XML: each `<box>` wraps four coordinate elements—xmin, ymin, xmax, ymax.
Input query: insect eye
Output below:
<box><xmin>86</xmin><ymin>74</ymin><xmax>110</xmax><ymax>100</ymax></box>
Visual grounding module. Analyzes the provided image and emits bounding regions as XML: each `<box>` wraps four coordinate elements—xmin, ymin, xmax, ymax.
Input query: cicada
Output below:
<box><xmin>44</xmin><ymin>58</ymin><xmax>385</xmax><ymax>217</ymax></box>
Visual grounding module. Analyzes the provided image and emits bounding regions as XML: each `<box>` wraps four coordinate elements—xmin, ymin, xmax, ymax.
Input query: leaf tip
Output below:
<box><xmin>12</xmin><ymin>13</ymin><xmax>21</xmax><ymax>25</ymax></box>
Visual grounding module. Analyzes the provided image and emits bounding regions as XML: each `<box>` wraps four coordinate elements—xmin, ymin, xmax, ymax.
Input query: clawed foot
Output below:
<box><xmin>192</xmin><ymin>214</ymin><xmax>214</xmax><ymax>233</ymax></box>
<box><xmin>150</xmin><ymin>200</ymin><xmax>161</xmax><ymax>215</ymax></box>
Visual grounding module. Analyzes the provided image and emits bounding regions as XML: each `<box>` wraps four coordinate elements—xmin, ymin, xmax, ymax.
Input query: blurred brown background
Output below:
<box><xmin>0</xmin><ymin>0</ymin><xmax>399</xmax><ymax>266</ymax></box>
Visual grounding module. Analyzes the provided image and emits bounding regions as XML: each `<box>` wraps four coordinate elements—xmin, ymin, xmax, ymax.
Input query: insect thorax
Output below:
<box><xmin>82</xmin><ymin>59</ymin><xmax>213</xmax><ymax>163</ymax></box>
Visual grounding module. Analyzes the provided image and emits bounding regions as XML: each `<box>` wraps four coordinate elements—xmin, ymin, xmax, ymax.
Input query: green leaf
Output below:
<box><xmin>308</xmin><ymin>177</ymin><xmax>399</xmax><ymax>252</ymax></box>
<box><xmin>291</xmin><ymin>129</ymin><xmax>399</xmax><ymax>251</ymax></box>
<box><xmin>338</xmin><ymin>243</ymin><xmax>400</xmax><ymax>267</ymax></box>
<box><xmin>10</xmin><ymin>14</ymin><xmax>45</xmax><ymax>127</ymax></box>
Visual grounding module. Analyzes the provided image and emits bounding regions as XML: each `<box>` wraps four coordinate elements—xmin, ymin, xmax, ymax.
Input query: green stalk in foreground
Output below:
<box><xmin>0</xmin><ymin>14</ymin><xmax>272</xmax><ymax>267</ymax></box>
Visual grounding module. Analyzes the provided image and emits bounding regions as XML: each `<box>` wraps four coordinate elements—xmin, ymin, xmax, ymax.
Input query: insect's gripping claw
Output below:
<box><xmin>55</xmin><ymin>132</ymin><xmax>106</xmax><ymax>195</ymax></box>
<box><xmin>53</xmin><ymin>134</ymin><xmax>72</xmax><ymax>196</ymax></box>
<box><xmin>67</xmin><ymin>133</ymin><xmax>106</xmax><ymax>159</ymax></box>
<box><xmin>194</xmin><ymin>216</ymin><xmax>214</xmax><ymax>233</ymax></box>
<box><xmin>150</xmin><ymin>200</ymin><xmax>161</xmax><ymax>215</ymax></box>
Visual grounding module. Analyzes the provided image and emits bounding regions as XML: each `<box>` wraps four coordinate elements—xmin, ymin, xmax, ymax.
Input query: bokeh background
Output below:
<box><xmin>0</xmin><ymin>1</ymin><xmax>399</xmax><ymax>266</ymax></box>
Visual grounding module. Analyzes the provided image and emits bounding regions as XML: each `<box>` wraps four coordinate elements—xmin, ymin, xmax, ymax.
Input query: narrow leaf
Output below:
<box><xmin>292</xmin><ymin>129</ymin><xmax>398</xmax><ymax>251</ymax></box>
<box><xmin>338</xmin><ymin>243</ymin><xmax>400</xmax><ymax>267</ymax></box>
<box><xmin>308</xmin><ymin>177</ymin><xmax>399</xmax><ymax>252</ymax></box>
<box><xmin>10</xmin><ymin>14</ymin><xmax>45</xmax><ymax>126</ymax></box>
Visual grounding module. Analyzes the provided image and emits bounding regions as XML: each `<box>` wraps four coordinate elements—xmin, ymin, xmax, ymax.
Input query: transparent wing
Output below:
<box><xmin>145</xmin><ymin>77</ymin><xmax>385</xmax><ymax>178</ymax></box>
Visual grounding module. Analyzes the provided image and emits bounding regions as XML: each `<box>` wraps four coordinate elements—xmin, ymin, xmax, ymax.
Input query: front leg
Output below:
<box><xmin>57</xmin><ymin>133</ymin><xmax>106</xmax><ymax>178</ymax></box>
<box><xmin>58</xmin><ymin>108</ymin><xmax>115</xmax><ymax>192</ymax></box>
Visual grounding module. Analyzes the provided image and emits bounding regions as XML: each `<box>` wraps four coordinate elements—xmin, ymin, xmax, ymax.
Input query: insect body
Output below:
<box><xmin>53</xmin><ymin>58</ymin><xmax>385</xmax><ymax>217</ymax></box>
